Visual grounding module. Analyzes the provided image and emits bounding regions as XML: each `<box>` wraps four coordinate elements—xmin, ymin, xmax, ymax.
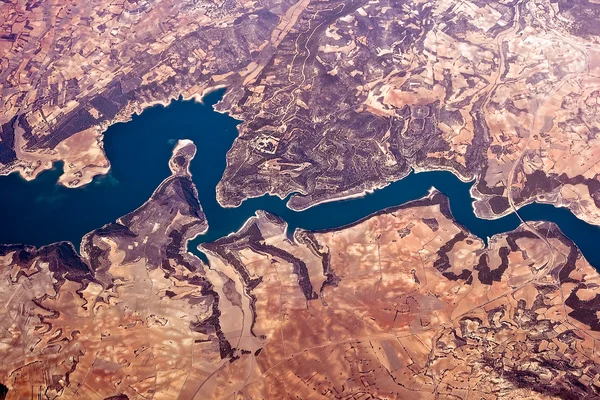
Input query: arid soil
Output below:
<box><xmin>0</xmin><ymin>141</ymin><xmax>229</xmax><ymax>399</ymax></box>
<box><xmin>2</xmin><ymin>0</ymin><xmax>600</xmax><ymax>224</ymax></box>
<box><xmin>2</xmin><ymin>141</ymin><xmax>600</xmax><ymax>399</ymax></box>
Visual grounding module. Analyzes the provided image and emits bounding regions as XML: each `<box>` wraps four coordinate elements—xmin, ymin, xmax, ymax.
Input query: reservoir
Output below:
<box><xmin>1</xmin><ymin>89</ymin><xmax>599</xmax><ymax>267</ymax></box>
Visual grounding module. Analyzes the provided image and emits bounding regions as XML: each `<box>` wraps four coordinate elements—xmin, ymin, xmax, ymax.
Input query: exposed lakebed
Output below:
<box><xmin>1</xmin><ymin>90</ymin><xmax>599</xmax><ymax>266</ymax></box>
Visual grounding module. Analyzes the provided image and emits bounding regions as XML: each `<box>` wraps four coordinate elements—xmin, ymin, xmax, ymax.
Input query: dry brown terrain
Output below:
<box><xmin>3</xmin><ymin>0</ymin><xmax>600</xmax><ymax>224</ymax></box>
<box><xmin>200</xmin><ymin>192</ymin><xmax>600</xmax><ymax>399</ymax></box>
<box><xmin>0</xmin><ymin>141</ymin><xmax>229</xmax><ymax>399</ymax></box>
<box><xmin>2</xmin><ymin>141</ymin><xmax>600</xmax><ymax>398</ymax></box>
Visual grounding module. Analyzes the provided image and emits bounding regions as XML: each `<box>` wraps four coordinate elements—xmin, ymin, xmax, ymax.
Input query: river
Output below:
<box><xmin>1</xmin><ymin>90</ymin><xmax>599</xmax><ymax>267</ymax></box>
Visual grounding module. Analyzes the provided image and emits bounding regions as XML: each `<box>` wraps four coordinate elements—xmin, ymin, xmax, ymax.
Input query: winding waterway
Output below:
<box><xmin>2</xmin><ymin>89</ymin><xmax>600</xmax><ymax>267</ymax></box>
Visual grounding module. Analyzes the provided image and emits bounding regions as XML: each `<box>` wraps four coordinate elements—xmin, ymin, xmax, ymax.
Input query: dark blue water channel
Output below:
<box><xmin>1</xmin><ymin>89</ymin><xmax>599</xmax><ymax>267</ymax></box>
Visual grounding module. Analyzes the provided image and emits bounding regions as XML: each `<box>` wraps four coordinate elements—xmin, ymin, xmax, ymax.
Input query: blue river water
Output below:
<box><xmin>1</xmin><ymin>89</ymin><xmax>599</xmax><ymax>267</ymax></box>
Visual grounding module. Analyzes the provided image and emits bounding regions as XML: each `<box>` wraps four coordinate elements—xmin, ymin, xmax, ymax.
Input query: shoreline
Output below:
<box><xmin>1</xmin><ymin>139</ymin><xmax>597</xmax><ymax>271</ymax></box>
<box><xmin>0</xmin><ymin>85</ymin><xmax>227</xmax><ymax>188</ymax></box>
<box><xmin>3</xmin><ymin>82</ymin><xmax>598</xmax><ymax>232</ymax></box>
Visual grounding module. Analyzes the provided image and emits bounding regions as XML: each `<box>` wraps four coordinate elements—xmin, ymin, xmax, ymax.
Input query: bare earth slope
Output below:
<box><xmin>3</xmin><ymin>0</ymin><xmax>600</xmax><ymax>224</ymax></box>
<box><xmin>3</xmin><ymin>141</ymin><xmax>600</xmax><ymax>398</ymax></box>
